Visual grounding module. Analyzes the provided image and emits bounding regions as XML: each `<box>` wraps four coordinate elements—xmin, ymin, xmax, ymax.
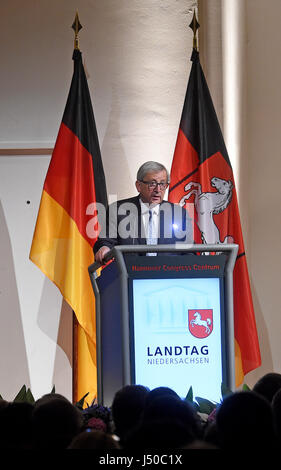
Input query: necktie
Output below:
<box><xmin>147</xmin><ymin>209</ymin><xmax>157</xmax><ymax>256</ymax></box>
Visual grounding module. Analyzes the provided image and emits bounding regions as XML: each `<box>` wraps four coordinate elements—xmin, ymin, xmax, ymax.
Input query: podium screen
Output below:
<box><xmin>131</xmin><ymin>277</ymin><xmax>223</xmax><ymax>403</ymax></box>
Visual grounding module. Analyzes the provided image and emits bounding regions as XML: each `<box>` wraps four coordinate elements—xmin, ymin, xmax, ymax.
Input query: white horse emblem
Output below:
<box><xmin>190</xmin><ymin>311</ymin><xmax>212</xmax><ymax>336</ymax></box>
<box><xmin>179</xmin><ymin>177</ymin><xmax>234</xmax><ymax>245</ymax></box>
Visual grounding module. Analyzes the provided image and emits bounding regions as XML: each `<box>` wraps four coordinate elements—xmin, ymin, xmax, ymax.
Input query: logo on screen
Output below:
<box><xmin>188</xmin><ymin>309</ymin><xmax>213</xmax><ymax>338</ymax></box>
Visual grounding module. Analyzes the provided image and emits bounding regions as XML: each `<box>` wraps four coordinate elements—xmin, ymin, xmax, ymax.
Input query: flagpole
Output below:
<box><xmin>71</xmin><ymin>11</ymin><xmax>82</xmax><ymax>404</ymax></box>
<box><xmin>72</xmin><ymin>11</ymin><xmax>82</xmax><ymax>50</ymax></box>
<box><xmin>189</xmin><ymin>9</ymin><xmax>200</xmax><ymax>51</ymax></box>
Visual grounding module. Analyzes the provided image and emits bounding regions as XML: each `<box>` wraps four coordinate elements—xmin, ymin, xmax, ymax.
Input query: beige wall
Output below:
<box><xmin>246</xmin><ymin>0</ymin><xmax>281</xmax><ymax>385</ymax></box>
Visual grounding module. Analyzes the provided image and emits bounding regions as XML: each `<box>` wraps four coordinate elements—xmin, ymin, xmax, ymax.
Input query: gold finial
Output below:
<box><xmin>72</xmin><ymin>11</ymin><xmax>82</xmax><ymax>50</ymax></box>
<box><xmin>189</xmin><ymin>9</ymin><xmax>200</xmax><ymax>51</ymax></box>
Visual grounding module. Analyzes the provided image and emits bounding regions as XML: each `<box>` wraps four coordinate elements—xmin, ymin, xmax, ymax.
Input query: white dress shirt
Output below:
<box><xmin>139</xmin><ymin>199</ymin><xmax>160</xmax><ymax>242</ymax></box>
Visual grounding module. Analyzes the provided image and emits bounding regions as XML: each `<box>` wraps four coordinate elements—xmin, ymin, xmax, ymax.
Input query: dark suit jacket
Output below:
<box><xmin>93</xmin><ymin>196</ymin><xmax>193</xmax><ymax>254</ymax></box>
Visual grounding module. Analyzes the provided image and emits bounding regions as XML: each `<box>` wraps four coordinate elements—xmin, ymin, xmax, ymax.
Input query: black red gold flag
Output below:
<box><xmin>30</xmin><ymin>49</ymin><xmax>107</xmax><ymax>402</ymax></box>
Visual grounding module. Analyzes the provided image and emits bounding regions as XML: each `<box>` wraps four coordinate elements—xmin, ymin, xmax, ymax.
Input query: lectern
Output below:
<box><xmin>88</xmin><ymin>244</ymin><xmax>238</xmax><ymax>406</ymax></box>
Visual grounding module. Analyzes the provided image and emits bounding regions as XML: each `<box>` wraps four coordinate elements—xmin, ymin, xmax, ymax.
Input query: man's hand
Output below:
<box><xmin>95</xmin><ymin>246</ymin><xmax>111</xmax><ymax>264</ymax></box>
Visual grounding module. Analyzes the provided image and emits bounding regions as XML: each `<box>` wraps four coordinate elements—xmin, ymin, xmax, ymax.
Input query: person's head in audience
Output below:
<box><xmin>144</xmin><ymin>394</ymin><xmax>201</xmax><ymax>436</ymax></box>
<box><xmin>252</xmin><ymin>372</ymin><xmax>281</xmax><ymax>403</ymax></box>
<box><xmin>68</xmin><ymin>430</ymin><xmax>120</xmax><ymax>449</ymax></box>
<box><xmin>0</xmin><ymin>402</ymin><xmax>34</xmax><ymax>449</ymax></box>
<box><xmin>124</xmin><ymin>392</ymin><xmax>201</xmax><ymax>448</ymax></box>
<box><xmin>0</xmin><ymin>400</ymin><xmax>8</xmax><ymax>410</ymax></box>
<box><xmin>111</xmin><ymin>384</ymin><xmax>149</xmax><ymax>444</ymax></box>
<box><xmin>144</xmin><ymin>386</ymin><xmax>180</xmax><ymax>407</ymax></box>
<box><xmin>34</xmin><ymin>392</ymin><xmax>70</xmax><ymax>406</ymax></box>
<box><xmin>31</xmin><ymin>396</ymin><xmax>84</xmax><ymax>449</ymax></box>
<box><xmin>215</xmin><ymin>391</ymin><xmax>276</xmax><ymax>450</ymax></box>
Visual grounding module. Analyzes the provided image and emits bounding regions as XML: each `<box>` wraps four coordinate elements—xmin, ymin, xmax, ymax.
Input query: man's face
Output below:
<box><xmin>135</xmin><ymin>169</ymin><xmax>168</xmax><ymax>205</ymax></box>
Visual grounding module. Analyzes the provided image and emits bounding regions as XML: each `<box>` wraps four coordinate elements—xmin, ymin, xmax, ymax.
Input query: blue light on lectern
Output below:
<box><xmin>132</xmin><ymin>277</ymin><xmax>223</xmax><ymax>403</ymax></box>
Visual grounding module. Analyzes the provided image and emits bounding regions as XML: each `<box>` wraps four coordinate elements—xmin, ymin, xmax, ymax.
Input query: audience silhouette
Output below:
<box><xmin>0</xmin><ymin>401</ymin><xmax>34</xmax><ymax>449</ymax></box>
<box><xmin>1</xmin><ymin>373</ymin><xmax>281</xmax><ymax>450</ymax></box>
<box><xmin>215</xmin><ymin>390</ymin><xmax>277</xmax><ymax>450</ymax></box>
<box><xmin>31</xmin><ymin>395</ymin><xmax>83</xmax><ymax>449</ymax></box>
<box><xmin>123</xmin><ymin>387</ymin><xmax>201</xmax><ymax>449</ymax></box>
<box><xmin>111</xmin><ymin>384</ymin><xmax>149</xmax><ymax>445</ymax></box>
<box><xmin>252</xmin><ymin>373</ymin><xmax>281</xmax><ymax>403</ymax></box>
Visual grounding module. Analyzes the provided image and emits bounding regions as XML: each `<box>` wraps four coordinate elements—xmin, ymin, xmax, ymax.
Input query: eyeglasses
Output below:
<box><xmin>140</xmin><ymin>180</ymin><xmax>169</xmax><ymax>190</ymax></box>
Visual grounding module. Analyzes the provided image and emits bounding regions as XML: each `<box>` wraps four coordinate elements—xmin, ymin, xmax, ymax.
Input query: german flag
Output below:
<box><xmin>168</xmin><ymin>49</ymin><xmax>261</xmax><ymax>385</ymax></box>
<box><xmin>29</xmin><ymin>49</ymin><xmax>107</xmax><ymax>403</ymax></box>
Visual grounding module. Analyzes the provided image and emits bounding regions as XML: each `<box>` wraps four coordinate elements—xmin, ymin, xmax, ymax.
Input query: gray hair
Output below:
<box><xmin>137</xmin><ymin>161</ymin><xmax>170</xmax><ymax>182</ymax></box>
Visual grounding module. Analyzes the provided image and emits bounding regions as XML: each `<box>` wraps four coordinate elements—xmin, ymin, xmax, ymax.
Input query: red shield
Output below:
<box><xmin>188</xmin><ymin>309</ymin><xmax>213</xmax><ymax>338</ymax></box>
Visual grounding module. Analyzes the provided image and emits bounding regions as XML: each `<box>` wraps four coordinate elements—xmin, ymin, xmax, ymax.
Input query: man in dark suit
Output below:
<box><xmin>94</xmin><ymin>161</ymin><xmax>193</xmax><ymax>263</ymax></box>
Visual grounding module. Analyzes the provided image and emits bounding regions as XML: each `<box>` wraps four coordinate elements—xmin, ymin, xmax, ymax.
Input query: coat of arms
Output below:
<box><xmin>188</xmin><ymin>309</ymin><xmax>213</xmax><ymax>338</ymax></box>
